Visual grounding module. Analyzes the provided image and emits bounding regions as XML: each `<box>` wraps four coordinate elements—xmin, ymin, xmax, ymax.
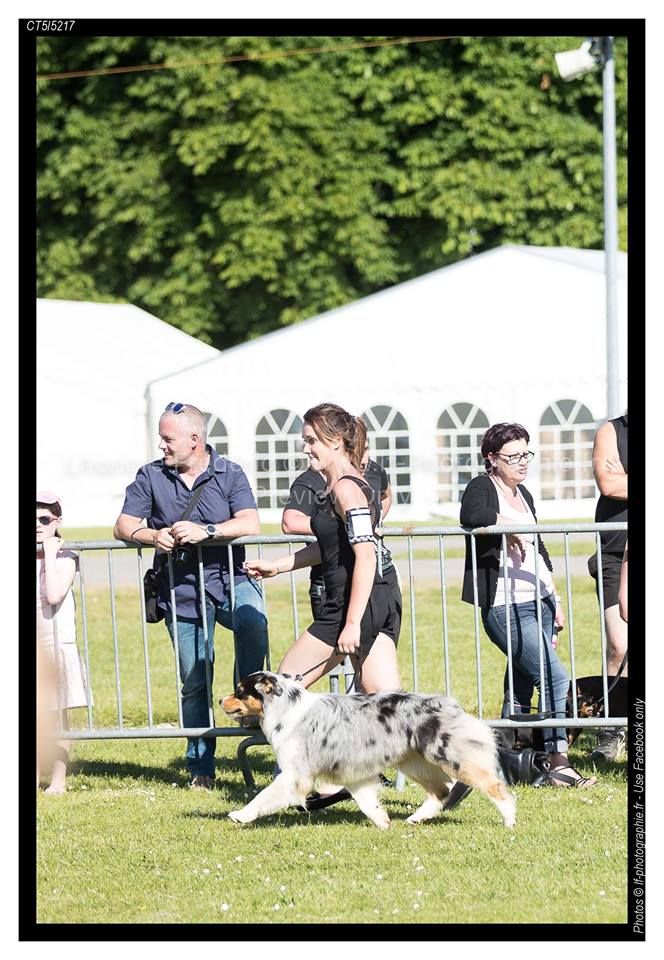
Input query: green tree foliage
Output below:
<box><xmin>36</xmin><ymin>35</ymin><xmax>627</xmax><ymax>348</ymax></box>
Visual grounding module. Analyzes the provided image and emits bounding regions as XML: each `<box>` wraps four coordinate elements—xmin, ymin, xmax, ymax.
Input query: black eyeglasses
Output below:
<box><xmin>494</xmin><ymin>451</ymin><xmax>535</xmax><ymax>465</ymax></box>
<box><xmin>37</xmin><ymin>515</ymin><xmax>57</xmax><ymax>525</ymax></box>
<box><xmin>164</xmin><ymin>402</ymin><xmax>186</xmax><ymax>414</ymax></box>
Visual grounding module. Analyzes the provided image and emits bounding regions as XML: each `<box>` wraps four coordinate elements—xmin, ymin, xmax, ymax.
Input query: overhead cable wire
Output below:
<box><xmin>37</xmin><ymin>34</ymin><xmax>457</xmax><ymax>82</ymax></box>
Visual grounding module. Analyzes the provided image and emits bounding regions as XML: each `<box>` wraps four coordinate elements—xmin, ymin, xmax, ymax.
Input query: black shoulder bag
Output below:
<box><xmin>495</xmin><ymin>719</ymin><xmax>553</xmax><ymax>786</ymax></box>
<box><xmin>143</xmin><ymin>484</ymin><xmax>207</xmax><ymax>624</ymax></box>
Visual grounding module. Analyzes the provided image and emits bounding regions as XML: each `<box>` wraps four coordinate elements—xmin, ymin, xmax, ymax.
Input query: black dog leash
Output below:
<box><xmin>294</xmin><ymin>646</ymin><xmax>364</xmax><ymax>692</ymax></box>
<box><xmin>294</xmin><ymin>654</ymin><xmax>336</xmax><ymax>683</ymax></box>
<box><xmin>593</xmin><ymin>651</ymin><xmax>629</xmax><ymax>709</ymax></box>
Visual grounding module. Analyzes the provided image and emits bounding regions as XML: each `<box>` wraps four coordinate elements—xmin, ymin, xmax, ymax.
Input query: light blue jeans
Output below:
<box><xmin>482</xmin><ymin>596</ymin><xmax>569</xmax><ymax>753</ymax></box>
<box><xmin>165</xmin><ymin>578</ymin><xmax>268</xmax><ymax>777</ymax></box>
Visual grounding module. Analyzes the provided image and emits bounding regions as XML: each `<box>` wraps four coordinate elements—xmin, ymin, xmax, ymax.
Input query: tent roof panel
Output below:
<box><xmin>37</xmin><ymin>299</ymin><xmax>219</xmax><ymax>389</ymax></box>
<box><xmin>153</xmin><ymin>244</ymin><xmax>627</xmax><ymax>393</ymax></box>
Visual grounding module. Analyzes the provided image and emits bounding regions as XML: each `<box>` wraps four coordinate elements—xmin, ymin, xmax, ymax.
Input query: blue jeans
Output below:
<box><xmin>482</xmin><ymin>596</ymin><xmax>569</xmax><ymax>753</ymax></box>
<box><xmin>165</xmin><ymin>578</ymin><xmax>268</xmax><ymax>777</ymax></box>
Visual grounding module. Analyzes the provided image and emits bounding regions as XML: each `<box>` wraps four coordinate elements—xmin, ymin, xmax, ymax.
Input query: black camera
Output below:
<box><xmin>173</xmin><ymin>546</ymin><xmax>192</xmax><ymax>566</ymax></box>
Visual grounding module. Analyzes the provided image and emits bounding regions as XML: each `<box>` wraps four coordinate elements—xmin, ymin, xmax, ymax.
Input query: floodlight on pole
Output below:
<box><xmin>554</xmin><ymin>37</ymin><xmax>621</xmax><ymax>420</ymax></box>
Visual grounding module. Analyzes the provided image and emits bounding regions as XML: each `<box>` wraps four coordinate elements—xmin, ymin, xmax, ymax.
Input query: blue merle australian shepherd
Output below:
<box><xmin>221</xmin><ymin>672</ymin><xmax>516</xmax><ymax>830</ymax></box>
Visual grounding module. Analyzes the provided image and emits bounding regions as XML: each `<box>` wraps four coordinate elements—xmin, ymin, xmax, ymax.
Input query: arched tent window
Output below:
<box><xmin>539</xmin><ymin>399</ymin><xmax>596</xmax><ymax>500</ymax></box>
<box><xmin>362</xmin><ymin>405</ymin><xmax>411</xmax><ymax>505</ymax></box>
<box><xmin>202</xmin><ymin>412</ymin><xmax>228</xmax><ymax>457</ymax></box>
<box><xmin>436</xmin><ymin>402</ymin><xmax>490</xmax><ymax>503</ymax></box>
<box><xmin>255</xmin><ymin>409</ymin><xmax>306</xmax><ymax>509</ymax></box>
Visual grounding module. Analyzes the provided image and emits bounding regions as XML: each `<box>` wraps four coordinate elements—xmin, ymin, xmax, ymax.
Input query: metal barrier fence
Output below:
<box><xmin>46</xmin><ymin>522</ymin><xmax>627</xmax><ymax>787</ymax></box>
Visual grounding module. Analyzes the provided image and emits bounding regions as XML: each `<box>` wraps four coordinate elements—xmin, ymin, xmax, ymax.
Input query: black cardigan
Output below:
<box><xmin>459</xmin><ymin>473</ymin><xmax>553</xmax><ymax>608</ymax></box>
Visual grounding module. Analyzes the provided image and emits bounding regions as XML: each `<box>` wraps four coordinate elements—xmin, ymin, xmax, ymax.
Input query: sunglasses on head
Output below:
<box><xmin>37</xmin><ymin>515</ymin><xmax>57</xmax><ymax>525</ymax></box>
<box><xmin>164</xmin><ymin>402</ymin><xmax>186</xmax><ymax>414</ymax></box>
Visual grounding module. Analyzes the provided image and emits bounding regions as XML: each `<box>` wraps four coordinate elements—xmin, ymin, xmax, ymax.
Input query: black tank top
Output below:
<box><xmin>310</xmin><ymin>475</ymin><xmax>380</xmax><ymax>590</ymax></box>
<box><xmin>594</xmin><ymin>415</ymin><xmax>628</xmax><ymax>554</ymax></box>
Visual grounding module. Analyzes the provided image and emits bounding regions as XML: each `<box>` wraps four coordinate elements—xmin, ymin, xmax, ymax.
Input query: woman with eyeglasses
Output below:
<box><xmin>460</xmin><ymin>423</ymin><xmax>596</xmax><ymax>788</ymax></box>
<box><xmin>36</xmin><ymin>491</ymin><xmax>91</xmax><ymax>794</ymax></box>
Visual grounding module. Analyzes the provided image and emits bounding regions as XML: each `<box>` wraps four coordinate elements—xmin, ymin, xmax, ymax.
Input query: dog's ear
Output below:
<box><xmin>256</xmin><ymin>677</ymin><xmax>283</xmax><ymax>698</ymax></box>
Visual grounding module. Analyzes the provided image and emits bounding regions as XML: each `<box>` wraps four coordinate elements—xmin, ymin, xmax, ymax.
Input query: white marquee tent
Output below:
<box><xmin>147</xmin><ymin>245</ymin><xmax>628</xmax><ymax>522</ymax></box>
<box><xmin>37</xmin><ymin>299</ymin><xmax>219</xmax><ymax>526</ymax></box>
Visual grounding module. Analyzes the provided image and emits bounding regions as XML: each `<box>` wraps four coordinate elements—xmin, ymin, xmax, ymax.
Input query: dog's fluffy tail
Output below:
<box><xmin>395</xmin><ymin>695</ymin><xmax>516</xmax><ymax>827</ymax></box>
<box><xmin>433</xmin><ymin>705</ymin><xmax>516</xmax><ymax>827</ymax></box>
<box><xmin>425</xmin><ymin>700</ymin><xmax>500</xmax><ymax>774</ymax></box>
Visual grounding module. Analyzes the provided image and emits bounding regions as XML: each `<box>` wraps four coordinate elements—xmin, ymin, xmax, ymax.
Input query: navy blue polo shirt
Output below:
<box><xmin>121</xmin><ymin>446</ymin><xmax>257</xmax><ymax>618</ymax></box>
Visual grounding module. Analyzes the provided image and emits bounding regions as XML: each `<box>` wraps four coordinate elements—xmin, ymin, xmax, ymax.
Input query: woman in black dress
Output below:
<box><xmin>244</xmin><ymin>402</ymin><xmax>401</xmax><ymax>693</ymax></box>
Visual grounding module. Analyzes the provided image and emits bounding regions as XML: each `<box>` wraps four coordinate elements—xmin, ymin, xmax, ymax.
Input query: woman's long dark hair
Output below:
<box><xmin>303</xmin><ymin>403</ymin><xmax>365</xmax><ymax>470</ymax></box>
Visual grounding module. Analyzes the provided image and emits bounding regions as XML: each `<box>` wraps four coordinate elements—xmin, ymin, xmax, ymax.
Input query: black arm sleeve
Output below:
<box><xmin>459</xmin><ymin>477</ymin><xmax>499</xmax><ymax>528</ymax></box>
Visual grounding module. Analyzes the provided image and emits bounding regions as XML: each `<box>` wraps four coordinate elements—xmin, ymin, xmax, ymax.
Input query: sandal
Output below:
<box><xmin>548</xmin><ymin>765</ymin><xmax>597</xmax><ymax>789</ymax></box>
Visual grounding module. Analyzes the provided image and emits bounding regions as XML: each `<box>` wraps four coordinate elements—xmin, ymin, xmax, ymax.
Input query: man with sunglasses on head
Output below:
<box><xmin>114</xmin><ymin>402</ymin><xmax>268</xmax><ymax>790</ymax></box>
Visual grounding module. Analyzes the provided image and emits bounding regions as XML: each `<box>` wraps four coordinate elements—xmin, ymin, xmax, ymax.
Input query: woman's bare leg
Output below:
<box><xmin>278</xmin><ymin>631</ymin><xmax>343</xmax><ymax>688</ymax></box>
<box><xmin>359</xmin><ymin>633</ymin><xmax>401</xmax><ymax>693</ymax></box>
<box><xmin>45</xmin><ymin>710</ymin><xmax>70</xmax><ymax>795</ymax></box>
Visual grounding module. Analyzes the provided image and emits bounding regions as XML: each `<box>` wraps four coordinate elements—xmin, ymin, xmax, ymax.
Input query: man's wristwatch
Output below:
<box><xmin>205</xmin><ymin>524</ymin><xmax>216</xmax><ymax>540</ymax></box>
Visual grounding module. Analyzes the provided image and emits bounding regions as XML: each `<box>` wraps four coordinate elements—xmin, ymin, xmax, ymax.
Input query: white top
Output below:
<box><xmin>36</xmin><ymin>554</ymin><xmax>78</xmax><ymax>646</ymax></box>
<box><xmin>492</xmin><ymin>484</ymin><xmax>555</xmax><ymax>607</ymax></box>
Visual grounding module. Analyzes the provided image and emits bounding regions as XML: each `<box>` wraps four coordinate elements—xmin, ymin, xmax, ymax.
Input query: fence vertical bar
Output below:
<box><xmin>77</xmin><ymin>550</ymin><xmax>94</xmax><ymax>729</ymax></box>
<box><xmin>228</xmin><ymin>543</ymin><xmax>239</xmax><ymax>687</ymax></box>
<box><xmin>469</xmin><ymin>533</ymin><xmax>484</xmax><ymax>718</ymax></box>
<box><xmin>394</xmin><ymin>534</ymin><xmax>419</xmax><ymax>793</ymax></box>
<box><xmin>107</xmin><ymin>548</ymin><xmax>123</xmax><ymax>730</ymax></box>
<box><xmin>595</xmin><ymin>532</ymin><xmax>610</xmax><ymax>712</ymax></box>
<box><xmin>563</xmin><ymin>533</ymin><xmax>578</xmax><ymax>719</ymax></box>
<box><xmin>257</xmin><ymin>542</ymin><xmax>272</xmax><ymax>671</ymax></box>
<box><xmin>344</xmin><ymin>656</ymin><xmax>356</xmax><ymax>693</ymax></box>
<box><xmin>197</xmin><ymin>545</ymin><xmax>214</xmax><ymax>727</ymax></box>
<box><xmin>136</xmin><ymin>548</ymin><xmax>154</xmax><ymax>727</ymax></box>
<box><xmin>501</xmin><ymin>533</ymin><xmax>515</xmax><ymax>715</ymax></box>
<box><xmin>167</xmin><ymin>554</ymin><xmax>184</xmax><ymax>728</ymax></box>
<box><xmin>375</xmin><ymin>530</ymin><xmax>383</xmax><ymax>701</ymax></box>
<box><xmin>288</xmin><ymin>542</ymin><xmax>299</xmax><ymax>642</ymax></box>
<box><xmin>438</xmin><ymin>535</ymin><xmax>451</xmax><ymax>696</ymax></box>
<box><xmin>407</xmin><ymin>535</ymin><xmax>418</xmax><ymax>692</ymax></box>
<box><xmin>533</xmin><ymin>532</ymin><xmax>546</xmax><ymax>713</ymax></box>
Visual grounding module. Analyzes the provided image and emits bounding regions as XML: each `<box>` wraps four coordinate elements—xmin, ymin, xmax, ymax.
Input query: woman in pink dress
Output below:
<box><xmin>36</xmin><ymin>491</ymin><xmax>90</xmax><ymax>794</ymax></box>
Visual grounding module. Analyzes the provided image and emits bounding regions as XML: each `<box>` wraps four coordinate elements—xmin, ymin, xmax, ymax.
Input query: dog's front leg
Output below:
<box><xmin>347</xmin><ymin>779</ymin><xmax>391</xmax><ymax>830</ymax></box>
<box><xmin>228</xmin><ymin>773</ymin><xmax>309</xmax><ymax>824</ymax></box>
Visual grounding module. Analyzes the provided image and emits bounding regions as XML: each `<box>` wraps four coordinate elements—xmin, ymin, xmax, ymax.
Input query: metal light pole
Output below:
<box><xmin>600</xmin><ymin>37</ymin><xmax>621</xmax><ymax>419</ymax></box>
<box><xmin>554</xmin><ymin>36</ymin><xmax>621</xmax><ymax>419</ymax></box>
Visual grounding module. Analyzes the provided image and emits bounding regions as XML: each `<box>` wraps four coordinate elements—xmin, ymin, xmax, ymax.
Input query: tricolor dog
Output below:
<box><xmin>221</xmin><ymin>672</ymin><xmax>516</xmax><ymax>830</ymax></box>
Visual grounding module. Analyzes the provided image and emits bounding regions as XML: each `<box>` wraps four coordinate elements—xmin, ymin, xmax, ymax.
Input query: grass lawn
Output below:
<box><xmin>36</xmin><ymin>576</ymin><xmax>627</xmax><ymax>925</ymax></box>
<box><xmin>37</xmin><ymin>738</ymin><xmax>626</xmax><ymax>925</ymax></box>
